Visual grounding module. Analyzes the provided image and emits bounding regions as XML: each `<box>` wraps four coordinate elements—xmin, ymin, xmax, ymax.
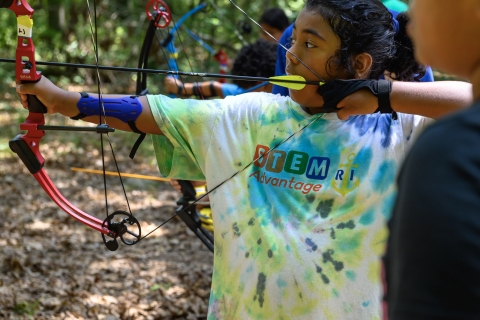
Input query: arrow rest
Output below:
<box><xmin>101</xmin><ymin>210</ymin><xmax>141</xmax><ymax>251</ymax></box>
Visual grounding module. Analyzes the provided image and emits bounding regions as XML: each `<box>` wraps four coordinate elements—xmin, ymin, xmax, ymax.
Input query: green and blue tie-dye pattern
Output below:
<box><xmin>147</xmin><ymin>92</ymin><xmax>431</xmax><ymax>319</ymax></box>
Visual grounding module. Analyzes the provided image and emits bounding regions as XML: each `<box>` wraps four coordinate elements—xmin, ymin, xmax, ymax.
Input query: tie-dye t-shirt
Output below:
<box><xmin>147</xmin><ymin>92</ymin><xmax>432</xmax><ymax>320</ymax></box>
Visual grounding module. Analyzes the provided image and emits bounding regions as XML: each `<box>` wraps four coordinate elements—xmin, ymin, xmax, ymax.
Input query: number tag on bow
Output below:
<box><xmin>17</xmin><ymin>15</ymin><xmax>33</xmax><ymax>38</ymax></box>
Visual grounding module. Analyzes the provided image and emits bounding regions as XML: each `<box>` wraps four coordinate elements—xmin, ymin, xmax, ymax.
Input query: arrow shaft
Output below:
<box><xmin>71</xmin><ymin>167</ymin><xmax>171</xmax><ymax>182</ymax></box>
<box><xmin>0</xmin><ymin>57</ymin><xmax>320</xmax><ymax>86</ymax></box>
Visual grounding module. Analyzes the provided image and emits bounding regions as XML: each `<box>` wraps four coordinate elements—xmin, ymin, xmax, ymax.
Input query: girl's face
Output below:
<box><xmin>286</xmin><ymin>9</ymin><xmax>343</xmax><ymax>109</ymax></box>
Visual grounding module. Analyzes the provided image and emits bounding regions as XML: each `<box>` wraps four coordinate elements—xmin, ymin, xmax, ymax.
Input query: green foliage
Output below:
<box><xmin>151</xmin><ymin>282</ymin><xmax>172</xmax><ymax>291</ymax></box>
<box><xmin>433</xmin><ymin>70</ymin><xmax>462</xmax><ymax>81</ymax></box>
<box><xmin>14</xmin><ymin>300</ymin><xmax>39</xmax><ymax>316</ymax></box>
<box><xmin>0</xmin><ymin>0</ymin><xmax>305</xmax><ymax>95</ymax></box>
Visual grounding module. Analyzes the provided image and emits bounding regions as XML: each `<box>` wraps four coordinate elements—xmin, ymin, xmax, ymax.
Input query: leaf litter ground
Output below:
<box><xmin>0</xmin><ymin>98</ymin><xmax>213</xmax><ymax>319</ymax></box>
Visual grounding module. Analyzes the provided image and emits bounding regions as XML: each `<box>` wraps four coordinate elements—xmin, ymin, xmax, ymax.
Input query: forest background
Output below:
<box><xmin>0</xmin><ymin>0</ymin><xmax>310</xmax><ymax>96</ymax></box>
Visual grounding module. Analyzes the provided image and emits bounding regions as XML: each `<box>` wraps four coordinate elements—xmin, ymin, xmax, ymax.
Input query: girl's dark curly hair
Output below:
<box><xmin>230</xmin><ymin>39</ymin><xmax>278</xmax><ymax>89</ymax></box>
<box><xmin>305</xmin><ymin>0</ymin><xmax>425</xmax><ymax>81</ymax></box>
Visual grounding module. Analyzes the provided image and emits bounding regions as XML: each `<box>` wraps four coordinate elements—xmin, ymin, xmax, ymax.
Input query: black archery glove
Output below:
<box><xmin>317</xmin><ymin>79</ymin><xmax>395</xmax><ymax>117</ymax></box>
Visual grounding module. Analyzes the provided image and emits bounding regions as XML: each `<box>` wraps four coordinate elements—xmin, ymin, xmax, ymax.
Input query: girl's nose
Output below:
<box><xmin>286</xmin><ymin>46</ymin><xmax>299</xmax><ymax>65</ymax></box>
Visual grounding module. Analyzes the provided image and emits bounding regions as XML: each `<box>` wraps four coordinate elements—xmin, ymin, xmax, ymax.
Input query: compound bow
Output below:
<box><xmin>2</xmin><ymin>0</ymin><xmax>141</xmax><ymax>252</ymax></box>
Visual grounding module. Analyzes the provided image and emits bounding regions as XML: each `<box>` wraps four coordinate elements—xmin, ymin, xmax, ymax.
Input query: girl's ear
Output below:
<box><xmin>353</xmin><ymin>53</ymin><xmax>373</xmax><ymax>79</ymax></box>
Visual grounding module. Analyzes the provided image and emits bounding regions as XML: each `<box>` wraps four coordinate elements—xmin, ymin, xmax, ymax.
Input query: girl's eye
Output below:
<box><xmin>305</xmin><ymin>42</ymin><xmax>315</xmax><ymax>48</ymax></box>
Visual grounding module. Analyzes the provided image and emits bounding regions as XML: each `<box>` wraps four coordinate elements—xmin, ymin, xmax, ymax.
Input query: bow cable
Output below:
<box><xmin>135</xmin><ymin>0</ymin><xmax>328</xmax><ymax>243</ymax></box>
<box><xmin>85</xmin><ymin>0</ymin><xmax>140</xmax><ymax>249</ymax></box>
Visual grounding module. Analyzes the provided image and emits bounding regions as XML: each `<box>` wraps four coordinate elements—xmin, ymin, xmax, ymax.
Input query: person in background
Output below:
<box><xmin>258</xmin><ymin>7</ymin><xmax>290</xmax><ymax>43</ymax></box>
<box><xmin>384</xmin><ymin>1</ymin><xmax>480</xmax><ymax>319</ymax></box>
<box><xmin>164</xmin><ymin>39</ymin><xmax>277</xmax><ymax>98</ymax></box>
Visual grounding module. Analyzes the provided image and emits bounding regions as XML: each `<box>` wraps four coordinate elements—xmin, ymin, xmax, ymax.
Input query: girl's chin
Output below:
<box><xmin>289</xmin><ymin>90</ymin><xmax>324</xmax><ymax>108</ymax></box>
<box><xmin>289</xmin><ymin>89</ymin><xmax>305</xmax><ymax>102</ymax></box>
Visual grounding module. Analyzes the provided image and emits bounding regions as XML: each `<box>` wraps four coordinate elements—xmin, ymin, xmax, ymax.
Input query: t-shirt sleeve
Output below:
<box><xmin>397</xmin><ymin>113</ymin><xmax>434</xmax><ymax>151</ymax></box>
<box><xmin>147</xmin><ymin>95</ymin><xmax>223</xmax><ymax>180</ymax></box>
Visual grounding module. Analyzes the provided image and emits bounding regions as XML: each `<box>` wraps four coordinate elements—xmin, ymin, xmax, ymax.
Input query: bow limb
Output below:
<box><xmin>5</xmin><ymin>0</ymin><xmax>110</xmax><ymax>235</ymax></box>
<box><xmin>138</xmin><ymin>1</ymin><xmax>214</xmax><ymax>252</ymax></box>
<box><xmin>169</xmin><ymin>5</ymin><xmax>229</xmax><ymax>83</ymax></box>
<box><xmin>141</xmin><ymin>1</ymin><xmax>226</xmax><ymax>93</ymax></box>
<box><xmin>162</xmin><ymin>3</ymin><xmax>215</xmax><ymax>251</ymax></box>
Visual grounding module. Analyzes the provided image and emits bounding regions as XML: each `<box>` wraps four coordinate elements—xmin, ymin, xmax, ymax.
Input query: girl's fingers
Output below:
<box><xmin>336</xmin><ymin>105</ymin><xmax>353</xmax><ymax>120</ymax></box>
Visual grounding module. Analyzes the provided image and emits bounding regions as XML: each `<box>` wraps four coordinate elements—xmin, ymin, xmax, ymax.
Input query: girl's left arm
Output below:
<box><xmin>16</xmin><ymin>75</ymin><xmax>163</xmax><ymax>135</ymax></box>
<box><xmin>335</xmin><ymin>81</ymin><xmax>472</xmax><ymax>120</ymax></box>
<box><xmin>389</xmin><ymin>81</ymin><xmax>472</xmax><ymax>119</ymax></box>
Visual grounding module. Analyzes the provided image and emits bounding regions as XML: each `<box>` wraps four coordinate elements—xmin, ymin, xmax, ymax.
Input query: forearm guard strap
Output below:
<box><xmin>72</xmin><ymin>92</ymin><xmax>144</xmax><ymax>133</ymax></box>
<box><xmin>72</xmin><ymin>92</ymin><xmax>146</xmax><ymax>159</ymax></box>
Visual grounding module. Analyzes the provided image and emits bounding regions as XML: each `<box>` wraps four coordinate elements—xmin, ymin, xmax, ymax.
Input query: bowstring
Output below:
<box><xmin>85</xmin><ymin>0</ymin><xmax>134</xmax><ymax>222</ymax></box>
<box><xmin>138</xmin><ymin>1</ymin><xmax>329</xmax><ymax>242</ymax></box>
<box><xmin>139</xmin><ymin>112</ymin><xmax>325</xmax><ymax>241</ymax></box>
<box><xmin>170</xmin><ymin>11</ymin><xmax>207</xmax><ymax>98</ymax></box>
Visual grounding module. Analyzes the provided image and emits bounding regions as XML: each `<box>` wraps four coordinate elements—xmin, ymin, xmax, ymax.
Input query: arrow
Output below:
<box><xmin>0</xmin><ymin>58</ymin><xmax>323</xmax><ymax>90</ymax></box>
<box><xmin>71</xmin><ymin>167</ymin><xmax>171</xmax><ymax>182</ymax></box>
<box><xmin>70</xmin><ymin>167</ymin><xmax>213</xmax><ymax>206</ymax></box>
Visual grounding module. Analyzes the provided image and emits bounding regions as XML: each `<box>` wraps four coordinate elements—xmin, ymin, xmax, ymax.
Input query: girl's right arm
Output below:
<box><xmin>16</xmin><ymin>76</ymin><xmax>163</xmax><ymax>135</ymax></box>
<box><xmin>334</xmin><ymin>81</ymin><xmax>472</xmax><ymax>120</ymax></box>
<box><xmin>389</xmin><ymin>81</ymin><xmax>472</xmax><ymax>119</ymax></box>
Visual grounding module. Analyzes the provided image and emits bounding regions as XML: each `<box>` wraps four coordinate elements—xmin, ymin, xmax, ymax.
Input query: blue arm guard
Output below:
<box><xmin>73</xmin><ymin>92</ymin><xmax>143</xmax><ymax>134</ymax></box>
<box><xmin>73</xmin><ymin>92</ymin><xmax>146</xmax><ymax>159</ymax></box>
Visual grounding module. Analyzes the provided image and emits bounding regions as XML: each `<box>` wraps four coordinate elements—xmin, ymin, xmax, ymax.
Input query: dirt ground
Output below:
<box><xmin>0</xmin><ymin>104</ymin><xmax>214</xmax><ymax>319</ymax></box>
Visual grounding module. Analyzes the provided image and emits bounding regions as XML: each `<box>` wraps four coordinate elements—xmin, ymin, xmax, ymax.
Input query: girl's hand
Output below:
<box><xmin>164</xmin><ymin>76</ymin><xmax>183</xmax><ymax>95</ymax></box>
<box><xmin>318</xmin><ymin>79</ymin><xmax>393</xmax><ymax>120</ymax></box>
<box><xmin>16</xmin><ymin>76</ymin><xmax>74</xmax><ymax>116</ymax></box>
<box><xmin>335</xmin><ymin>89</ymin><xmax>378</xmax><ymax>120</ymax></box>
